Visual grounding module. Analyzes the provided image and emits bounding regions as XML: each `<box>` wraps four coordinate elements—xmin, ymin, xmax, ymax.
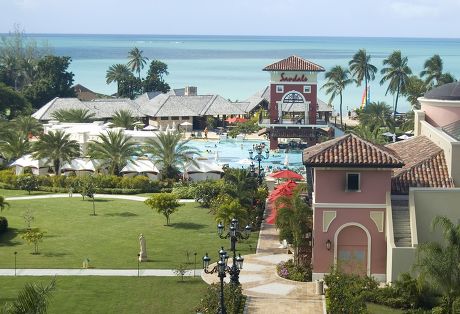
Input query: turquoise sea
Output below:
<box><xmin>8</xmin><ymin>34</ymin><xmax>460</xmax><ymax>112</ymax></box>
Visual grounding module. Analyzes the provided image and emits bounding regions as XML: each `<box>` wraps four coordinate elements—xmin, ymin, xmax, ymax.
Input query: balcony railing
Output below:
<box><xmin>259</xmin><ymin>118</ymin><xmax>328</xmax><ymax>128</ymax></box>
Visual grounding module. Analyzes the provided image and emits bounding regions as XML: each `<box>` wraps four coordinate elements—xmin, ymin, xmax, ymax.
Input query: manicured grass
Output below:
<box><xmin>0</xmin><ymin>276</ymin><xmax>207</xmax><ymax>314</ymax></box>
<box><xmin>0</xmin><ymin>198</ymin><xmax>258</xmax><ymax>269</ymax></box>
<box><xmin>367</xmin><ymin>303</ymin><xmax>404</xmax><ymax>314</ymax></box>
<box><xmin>0</xmin><ymin>188</ymin><xmax>51</xmax><ymax>198</ymax></box>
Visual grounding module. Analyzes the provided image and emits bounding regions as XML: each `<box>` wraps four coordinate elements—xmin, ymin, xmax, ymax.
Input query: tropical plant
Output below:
<box><xmin>215</xmin><ymin>199</ymin><xmax>247</xmax><ymax>228</ymax></box>
<box><xmin>349</xmin><ymin>49</ymin><xmax>378</xmax><ymax>107</ymax></box>
<box><xmin>11</xmin><ymin>115</ymin><xmax>43</xmax><ymax>138</ymax></box>
<box><xmin>322</xmin><ymin>65</ymin><xmax>352</xmax><ymax>128</ymax></box>
<box><xmin>0</xmin><ymin>195</ymin><xmax>10</xmax><ymax>212</ymax></box>
<box><xmin>2</xmin><ymin>279</ymin><xmax>56</xmax><ymax>314</ymax></box>
<box><xmin>420</xmin><ymin>55</ymin><xmax>444</xmax><ymax>88</ymax></box>
<box><xmin>222</xmin><ymin>168</ymin><xmax>257</xmax><ymax>208</ymax></box>
<box><xmin>380</xmin><ymin>51</ymin><xmax>412</xmax><ymax>116</ymax></box>
<box><xmin>17</xmin><ymin>175</ymin><xmax>39</xmax><ymax>195</ymax></box>
<box><xmin>143</xmin><ymin>60</ymin><xmax>170</xmax><ymax>93</ymax></box>
<box><xmin>0</xmin><ymin>130</ymin><xmax>30</xmax><ymax>162</ymax></box>
<box><xmin>111</xmin><ymin>109</ymin><xmax>135</xmax><ymax>130</ymax></box>
<box><xmin>144</xmin><ymin>131</ymin><xmax>200</xmax><ymax>179</ymax></box>
<box><xmin>127</xmin><ymin>47</ymin><xmax>148</xmax><ymax>80</ymax></box>
<box><xmin>83</xmin><ymin>176</ymin><xmax>96</xmax><ymax>216</ymax></box>
<box><xmin>21</xmin><ymin>228</ymin><xmax>45</xmax><ymax>254</ymax></box>
<box><xmin>357</xmin><ymin>101</ymin><xmax>394</xmax><ymax>132</ymax></box>
<box><xmin>404</xmin><ymin>75</ymin><xmax>428</xmax><ymax>109</ymax></box>
<box><xmin>194</xmin><ymin>282</ymin><xmax>244</xmax><ymax>314</ymax></box>
<box><xmin>275</xmin><ymin>185</ymin><xmax>312</xmax><ymax>266</ymax></box>
<box><xmin>50</xmin><ymin>108</ymin><xmax>95</xmax><ymax>123</ymax></box>
<box><xmin>415</xmin><ymin>216</ymin><xmax>460</xmax><ymax>314</ymax></box>
<box><xmin>438</xmin><ymin>73</ymin><xmax>456</xmax><ymax>86</ymax></box>
<box><xmin>105</xmin><ymin>63</ymin><xmax>132</xmax><ymax>97</ymax></box>
<box><xmin>144</xmin><ymin>193</ymin><xmax>182</xmax><ymax>226</ymax></box>
<box><xmin>400</xmin><ymin>110</ymin><xmax>415</xmax><ymax>132</ymax></box>
<box><xmin>32</xmin><ymin>130</ymin><xmax>80</xmax><ymax>175</ymax></box>
<box><xmin>87</xmin><ymin>129</ymin><xmax>138</xmax><ymax>176</ymax></box>
<box><xmin>348</xmin><ymin>124</ymin><xmax>386</xmax><ymax>144</ymax></box>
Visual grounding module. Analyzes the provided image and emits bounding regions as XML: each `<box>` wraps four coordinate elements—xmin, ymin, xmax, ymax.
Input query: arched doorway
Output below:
<box><xmin>334</xmin><ymin>224</ymin><xmax>370</xmax><ymax>276</ymax></box>
<box><xmin>278</xmin><ymin>91</ymin><xmax>309</xmax><ymax>124</ymax></box>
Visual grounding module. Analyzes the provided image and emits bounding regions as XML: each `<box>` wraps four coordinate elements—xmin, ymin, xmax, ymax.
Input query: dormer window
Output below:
<box><xmin>346</xmin><ymin>173</ymin><xmax>360</xmax><ymax>192</ymax></box>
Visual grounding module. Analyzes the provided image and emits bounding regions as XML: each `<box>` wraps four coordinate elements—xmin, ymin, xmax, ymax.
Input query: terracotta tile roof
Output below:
<box><xmin>386</xmin><ymin>136</ymin><xmax>454</xmax><ymax>194</ymax></box>
<box><xmin>263</xmin><ymin>55</ymin><xmax>325</xmax><ymax>72</ymax></box>
<box><xmin>303</xmin><ymin>134</ymin><xmax>404</xmax><ymax>168</ymax></box>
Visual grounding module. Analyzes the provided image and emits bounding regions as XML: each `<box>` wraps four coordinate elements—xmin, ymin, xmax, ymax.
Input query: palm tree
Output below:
<box><xmin>0</xmin><ymin>196</ymin><xmax>10</xmax><ymax>212</ymax></box>
<box><xmin>3</xmin><ymin>278</ymin><xmax>56</xmax><ymax>314</ymax></box>
<box><xmin>438</xmin><ymin>73</ymin><xmax>456</xmax><ymax>86</ymax></box>
<box><xmin>223</xmin><ymin>168</ymin><xmax>257</xmax><ymax>208</ymax></box>
<box><xmin>420</xmin><ymin>55</ymin><xmax>443</xmax><ymax>87</ymax></box>
<box><xmin>380</xmin><ymin>51</ymin><xmax>412</xmax><ymax>116</ymax></box>
<box><xmin>275</xmin><ymin>185</ymin><xmax>312</xmax><ymax>266</ymax></box>
<box><xmin>32</xmin><ymin>130</ymin><xmax>80</xmax><ymax>175</ymax></box>
<box><xmin>51</xmin><ymin>108</ymin><xmax>95</xmax><ymax>123</ymax></box>
<box><xmin>416</xmin><ymin>216</ymin><xmax>460</xmax><ymax>314</ymax></box>
<box><xmin>349</xmin><ymin>49</ymin><xmax>378</xmax><ymax>107</ymax></box>
<box><xmin>347</xmin><ymin>124</ymin><xmax>386</xmax><ymax>144</ymax></box>
<box><xmin>87</xmin><ymin>129</ymin><xmax>139</xmax><ymax>176</ymax></box>
<box><xmin>143</xmin><ymin>131</ymin><xmax>200</xmax><ymax>179</ymax></box>
<box><xmin>127</xmin><ymin>47</ymin><xmax>148</xmax><ymax>80</ymax></box>
<box><xmin>0</xmin><ymin>130</ymin><xmax>31</xmax><ymax>162</ymax></box>
<box><xmin>11</xmin><ymin>116</ymin><xmax>43</xmax><ymax>138</ymax></box>
<box><xmin>111</xmin><ymin>109</ymin><xmax>135</xmax><ymax>130</ymax></box>
<box><xmin>106</xmin><ymin>64</ymin><xmax>132</xmax><ymax>97</ymax></box>
<box><xmin>322</xmin><ymin>66</ymin><xmax>352</xmax><ymax>128</ymax></box>
<box><xmin>404</xmin><ymin>75</ymin><xmax>428</xmax><ymax>110</ymax></box>
<box><xmin>357</xmin><ymin>101</ymin><xmax>394</xmax><ymax>132</ymax></box>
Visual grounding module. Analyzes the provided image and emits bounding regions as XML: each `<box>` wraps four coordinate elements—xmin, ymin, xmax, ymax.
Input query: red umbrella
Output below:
<box><xmin>225</xmin><ymin>117</ymin><xmax>248</xmax><ymax>124</ymax></box>
<box><xmin>270</xmin><ymin>169</ymin><xmax>303</xmax><ymax>180</ymax></box>
<box><xmin>268</xmin><ymin>186</ymin><xmax>293</xmax><ymax>202</ymax></box>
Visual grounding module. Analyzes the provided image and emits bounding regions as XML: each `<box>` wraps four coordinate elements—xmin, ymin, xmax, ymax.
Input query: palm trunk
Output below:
<box><xmin>364</xmin><ymin>75</ymin><xmax>368</xmax><ymax>107</ymax></box>
<box><xmin>339</xmin><ymin>93</ymin><xmax>343</xmax><ymax>129</ymax></box>
<box><xmin>54</xmin><ymin>160</ymin><xmax>60</xmax><ymax>175</ymax></box>
<box><xmin>394</xmin><ymin>83</ymin><xmax>400</xmax><ymax>117</ymax></box>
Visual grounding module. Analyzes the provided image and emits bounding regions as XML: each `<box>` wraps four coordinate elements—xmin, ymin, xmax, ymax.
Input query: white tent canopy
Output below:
<box><xmin>61</xmin><ymin>158</ymin><xmax>102</xmax><ymax>175</ymax></box>
<box><xmin>120</xmin><ymin>159</ymin><xmax>159</xmax><ymax>180</ymax></box>
<box><xmin>11</xmin><ymin>154</ymin><xmax>52</xmax><ymax>175</ymax></box>
<box><xmin>185</xmin><ymin>159</ymin><xmax>223</xmax><ymax>181</ymax></box>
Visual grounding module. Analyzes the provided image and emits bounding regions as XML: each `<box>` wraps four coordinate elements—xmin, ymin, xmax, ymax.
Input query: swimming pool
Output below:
<box><xmin>187</xmin><ymin>139</ymin><xmax>304</xmax><ymax>172</ymax></box>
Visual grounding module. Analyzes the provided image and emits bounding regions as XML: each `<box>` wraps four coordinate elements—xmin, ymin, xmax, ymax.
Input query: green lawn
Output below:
<box><xmin>0</xmin><ymin>188</ymin><xmax>51</xmax><ymax>198</ymax></box>
<box><xmin>367</xmin><ymin>303</ymin><xmax>404</xmax><ymax>314</ymax></box>
<box><xmin>0</xmin><ymin>198</ymin><xmax>258</xmax><ymax>269</ymax></box>
<box><xmin>0</xmin><ymin>276</ymin><xmax>206</xmax><ymax>314</ymax></box>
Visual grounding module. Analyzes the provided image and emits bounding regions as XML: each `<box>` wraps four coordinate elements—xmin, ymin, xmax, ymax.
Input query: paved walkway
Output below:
<box><xmin>0</xmin><ymin>268</ymin><xmax>202</xmax><ymax>277</ymax></box>
<box><xmin>201</xmin><ymin>204</ymin><xmax>324</xmax><ymax>314</ymax></box>
<box><xmin>5</xmin><ymin>194</ymin><xmax>195</xmax><ymax>202</ymax></box>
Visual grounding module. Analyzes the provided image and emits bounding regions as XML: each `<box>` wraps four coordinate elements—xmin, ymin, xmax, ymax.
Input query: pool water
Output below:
<box><xmin>188</xmin><ymin>139</ymin><xmax>304</xmax><ymax>172</ymax></box>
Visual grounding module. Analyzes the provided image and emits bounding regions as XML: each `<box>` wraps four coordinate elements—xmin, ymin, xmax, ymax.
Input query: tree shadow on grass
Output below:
<box><xmin>170</xmin><ymin>222</ymin><xmax>206</xmax><ymax>230</ymax></box>
<box><xmin>104</xmin><ymin>212</ymin><xmax>138</xmax><ymax>217</ymax></box>
<box><xmin>0</xmin><ymin>228</ymin><xmax>22</xmax><ymax>247</ymax></box>
<box><xmin>43</xmin><ymin>252</ymin><xmax>68</xmax><ymax>257</ymax></box>
<box><xmin>89</xmin><ymin>199</ymin><xmax>111</xmax><ymax>203</ymax></box>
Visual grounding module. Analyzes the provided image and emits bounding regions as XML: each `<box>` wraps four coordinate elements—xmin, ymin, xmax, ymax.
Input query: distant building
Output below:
<box><xmin>305</xmin><ymin>82</ymin><xmax>460</xmax><ymax>283</ymax></box>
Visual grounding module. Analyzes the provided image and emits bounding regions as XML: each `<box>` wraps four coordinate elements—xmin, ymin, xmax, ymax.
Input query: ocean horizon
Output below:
<box><xmin>3</xmin><ymin>33</ymin><xmax>460</xmax><ymax>112</ymax></box>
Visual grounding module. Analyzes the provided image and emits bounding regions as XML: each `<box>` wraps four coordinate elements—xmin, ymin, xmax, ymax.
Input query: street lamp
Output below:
<box><xmin>249</xmin><ymin>145</ymin><xmax>269</xmax><ymax>184</ymax></box>
<box><xmin>137</xmin><ymin>253</ymin><xmax>140</xmax><ymax>277</ymax></box>
<box><xmin>14</xmin><ymin>252</ymin><xmax>17</xmax><ymax>276</ymax></box>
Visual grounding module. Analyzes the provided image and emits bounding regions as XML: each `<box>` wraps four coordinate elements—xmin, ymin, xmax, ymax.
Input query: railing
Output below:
<box><xmin>259</xmin><ymin>118</ymin><xmax>328</xmax><ymax>128</ymax></box>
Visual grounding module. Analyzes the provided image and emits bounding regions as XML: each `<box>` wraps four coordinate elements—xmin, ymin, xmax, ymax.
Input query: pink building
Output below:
<box><xmin>304</xmin><ymin>82</ymin><xmax>460</xmax><ymax>282</ymax></box>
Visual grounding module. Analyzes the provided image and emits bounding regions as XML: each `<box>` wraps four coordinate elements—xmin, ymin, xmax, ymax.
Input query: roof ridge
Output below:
<box><xmin>349</xmin><ymin>133</ymin><xmax>405</xmax><ymax>164</ymax></box>
<box><xmin>200</xmin><ymin>95</ymin><xmax>218</xmax><ymax>116</ymax></box>
<box><xmin>37</xmin><ymin>97</ymin><xmax>59</xmax><ymax>120</ymax></box>
<box><xmin>392</xmin><ymin>149</ymin><xmax>445</xmax><ymax>179</ymax></box>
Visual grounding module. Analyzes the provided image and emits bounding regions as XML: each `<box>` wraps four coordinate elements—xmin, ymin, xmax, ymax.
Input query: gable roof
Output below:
<box><xmin>263</xmin><ymin>55</ymin><xmax>325</xmax><ymax>72</ymax></box>
<box><xmin>386</xmin><ymin>136</ymin><xmax>454</xmax><ymax>193</ymax></box>
<box><xmin>303</xmin><ymin>134</ymin><xmax>404</xmax><ymax>168</ymax></box>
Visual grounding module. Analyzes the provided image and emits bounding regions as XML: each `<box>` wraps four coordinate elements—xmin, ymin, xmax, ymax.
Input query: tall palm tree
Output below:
<box><xmin>111</xmin><ymin>109</ymin><xmax>135</xmax><ymax>130</ymax></box>
<box><xmin>380</xmin><ymin>51</ymin><xmax>412</xmax><ymax>116</ymax></box>
<box><xmin>32</xmin><ymin>130</ymin><xmax>80</xmax><ymax>175</ymax></box>
<box><xmin>223</xmin><ymin>168</ymin><xmax>257</xmax><ymax>208</ymax></box>
<box><xmin>105</xmin><ymin>64</ymin><xmax>132</xmax><ymax>97</ymax></box>
<box><xmin>0</xmin><ymin>196</ymin><xmax>10</xmax><ymax>212</ymax></box>
<box><xmin>144</xmin><ymin>131</ymin><xmax>200</xmax><ymax>179</ymax></box>
<box><xmin>127</xmin><ymin>47</ymin><xmax>148</xmax><ymax>80</ymax></box>
<box><xmin>322</xmin><ymin>65</ymin><xmax>352</xmax><ymax>128</ymax></box>
<box><xmin>0</xmin><ymin>130</ymin><xmax>31</xmax><ymax>162</ymax></box>
<box><xmin>349</xmin><ymin>49</ymin><xmax>378</xmax><ymax>107</ymax></box>
<box><xmin>87</xmin><ymin>129</ymin><xmax>139</xmax><ymax>176</ymax></box>
<box><xmin>420</xmin><ymin>54</ymin><xmax>445</xmax><ymax>87</ymax></box>
<box><xmin>51</xmin><ymin>108</ymin><xmax>95</xmax><ymax>123</ymax></box>
<box><xmin>357</xmin><ymin>101</ymin><xmax>394</xmax><ymax>132</ymax></box>
<box><xmin>404</xmin><ymin>75</ymin><xmax>428</xmax><ymax>110</ymax></box>
<box><xmin>416</xmin><ymin>216</ymin><xmax>460</xmax><ymax>314</ymax></box>
<box><xmin>12</xmin><ymin>116</ymin><xmax>43</xmax><ymax>138</ymax></box>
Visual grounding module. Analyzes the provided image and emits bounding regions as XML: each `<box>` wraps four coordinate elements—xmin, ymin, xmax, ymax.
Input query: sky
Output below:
<box><xmin>0</xmin><ymin>0</ymin><xmax>460</xmax><ymax>38</ymax></box>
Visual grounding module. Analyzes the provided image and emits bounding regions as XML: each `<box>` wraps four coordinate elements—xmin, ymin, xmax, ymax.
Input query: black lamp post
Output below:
<box><xmin>14</xmin><ymin>251</ymin><xmax>17</xmax><ymax>276</ymax></box>
<box><xmin>249</xmin><ymin>145</ymin><xmax>269</xmax><ymax>184</ymax></box>
<box><xmin>137</xmin><ymin>253</ymin><xmax>140</xmax><ymax>277</ymax></box>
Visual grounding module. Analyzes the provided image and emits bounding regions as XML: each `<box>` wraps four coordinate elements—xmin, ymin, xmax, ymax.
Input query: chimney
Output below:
<box><xmin>184</xmin><ymin>86</ymin><xmax>197</xmax><ymax>96</ymax></box>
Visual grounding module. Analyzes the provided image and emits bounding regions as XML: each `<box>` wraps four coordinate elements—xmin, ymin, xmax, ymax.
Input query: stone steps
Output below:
<box><xmin>391</xmin><ymin>199</ymin><xmax>412</xmax><ymax>247</ymax></box>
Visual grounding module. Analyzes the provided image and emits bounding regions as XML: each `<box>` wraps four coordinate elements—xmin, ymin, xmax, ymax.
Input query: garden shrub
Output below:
<box><xmin>195</xmin><ymin>283</ymin><xmax>245</xmax><ymax>314</ymax></box>
<box><xmin>16</xmin><ymin>175</ymin><xmax>39</xmax><ymax>194</ymax></box>
<box><xmin>324</xmin><ymin>268</ymin><xmax>378</xmax><ymax>314</ymax></box>
<box><xmin>0</xmin><ymin>216</ymin><xmax>8</xmax><ymax>234</ymax></box>
<box><xmin>0</xmin><ymin>169</ymin><xmax>15</xmax><ymax>185</ymax></box>
<box><xmin>172</xmin><ymin>183</ymin><xmax>197</xmax><ymax>199</ymax></box>
<box><xmin>194</xmin><ymin>180</ymin><xmax>224</xmax><ymax>207</ymax></box>
<box><xmin>276</xmin><ymin>260</ymin><xmax>312</xmax><ymax>282</ymax></box>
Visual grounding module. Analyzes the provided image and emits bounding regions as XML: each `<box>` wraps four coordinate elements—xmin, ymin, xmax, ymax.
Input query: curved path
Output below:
<box><xmin>5</xmin><ymin>193</ymin><xmax>195</xmax><ymax>202</ymax></box>
<box><xmin>201</xmin><ymin>204</ymin><xmax>324</xmax><ymax>314</ymax></box>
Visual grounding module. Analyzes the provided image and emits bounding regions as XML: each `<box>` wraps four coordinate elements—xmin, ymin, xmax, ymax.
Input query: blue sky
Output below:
<box><xmin>1</xmin><ymin>0</ymin><xmax>459</xmax><ymax>37</ymax></box>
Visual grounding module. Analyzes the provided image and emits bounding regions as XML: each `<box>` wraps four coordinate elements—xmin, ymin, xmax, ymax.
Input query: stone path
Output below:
<box><xmin>0</xmin><ymin>268</ymin><xmax>202</xmax><ymax>277</ymax></box>
<box><xmin>5</xmin><ymin>194</ymin><xmax>195</xmax><ymax>202</ymax></box>
<box><xmin>202</xmin><ymin>205</ymin><xmax>325</xmax><ymax>314</ymax></box>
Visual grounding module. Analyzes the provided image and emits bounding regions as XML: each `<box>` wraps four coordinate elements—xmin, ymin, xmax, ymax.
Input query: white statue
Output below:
<box><xmin>139</xmin><ymin>234</ymin><xmax>147</xmax><ymax>262</ymax></box>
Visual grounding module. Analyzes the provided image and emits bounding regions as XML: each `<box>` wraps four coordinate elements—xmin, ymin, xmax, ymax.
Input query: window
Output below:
<box><xmin>276</xmin><ymin>85</ymin><xmax>284</xmax><ymax>93</ymax></box>
<box><xmin>171</xmin><ymin>116</ymin><xmax>180</xmax><ymax>120</ymax></box>
<box><xmin>303</xmin><ymin>85</ymin><xmax>311</xmax><ymax>93</ymax></box>
<box><xmin>346</xmin><ymin>173</ymin><xmax>360</xmax><ymax>192</ymax></box>
<box><xmin>160</xmin><ymin>117</ymin><xmax>169</xmax><ymax>121</ymax></box>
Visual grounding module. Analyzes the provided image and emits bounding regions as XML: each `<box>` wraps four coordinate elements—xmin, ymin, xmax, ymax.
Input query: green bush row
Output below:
<box><xmin>0</xmin><ymin>169</ymin><xmax>161</xmax><ymax>194</ymax></box>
